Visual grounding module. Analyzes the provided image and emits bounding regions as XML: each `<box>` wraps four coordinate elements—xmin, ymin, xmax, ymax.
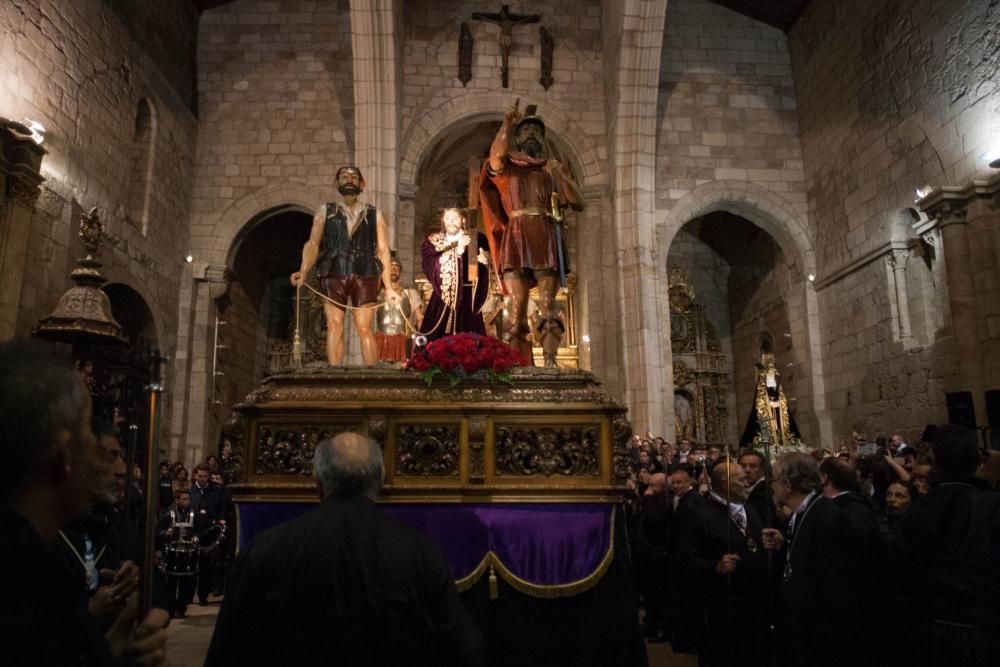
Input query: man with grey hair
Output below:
<box><xmin>762</xmin><ymin>452</ymin><xmax>854</xmax><ymax>667</ymax></box>
<box><xmin>0</xmin><ymin>339</ymin><xmax>169</xmax><ymax>665</ymax></box>
<box><xmin>207</xmin><ymin>432</ymin><xmax>482</xmax><ymax>666</ymax></box>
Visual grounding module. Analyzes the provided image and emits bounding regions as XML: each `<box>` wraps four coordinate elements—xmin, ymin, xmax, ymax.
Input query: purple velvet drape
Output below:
<box><xmin>237</xmin><ymin>502</ymin><xmax>613</xmax><ymax>586</ymax></box>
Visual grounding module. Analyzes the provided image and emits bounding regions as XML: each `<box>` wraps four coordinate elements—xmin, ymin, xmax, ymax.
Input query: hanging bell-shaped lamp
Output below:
<box><xmin>33</xmin><ymin>207</ymin><xmax>127</xmax><ymax>346</ymax></box>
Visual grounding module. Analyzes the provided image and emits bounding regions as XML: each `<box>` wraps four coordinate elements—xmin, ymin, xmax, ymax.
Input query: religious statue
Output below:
<box><xmin>375</xmin><ymin>255</ymin><xmax>423</xmax><ymax>362</ymax></box>
<box><xmin>420</xmin><ymin>207</ymin><xmax>490</xmax><ymax>341</ymax></box>
<box><xmin>674</xmin><ymin>393</ymin><xmax>694</xmax><ymax>441</ymax></box>
<box><xmin>738</xmin><ymin>353</ymin><xmax>804</xmax><ymax>449</ymax></box>
<box><xmin>479</xmin><ymin>101</ymin><xmax>584</xmax><ymax>366</ymax></box>
<box><xmin>290</xmin><ymin>166</ymin><xmax>398</xmax><ymax>365</ymax></box>
<box><xmin>531</xmin><ymin>297</ymin><xmax>563</xmax><ymax>366</ymax></box>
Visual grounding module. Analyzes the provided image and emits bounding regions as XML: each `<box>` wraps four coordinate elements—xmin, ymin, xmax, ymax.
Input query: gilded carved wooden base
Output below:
<box><xmin>224</xmin><ymin>364</ymin><xmax>630</xmax><ymax>503</ymax></box>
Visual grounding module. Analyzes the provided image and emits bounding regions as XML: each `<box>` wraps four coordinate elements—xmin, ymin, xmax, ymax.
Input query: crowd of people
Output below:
<box><xmin>626</xmin><ymin>427</ymin><xmax>1000</xmax><ymax>666</ymax></box>
<box><xmin>5</xmin><ymin>335</ymin><xmax>1000</xmax><ymax>666</ymax></box>
<box><xmin>1</xmin><ymin>338</ymin><xmax>241</xmax><ymax>666</ymax></box>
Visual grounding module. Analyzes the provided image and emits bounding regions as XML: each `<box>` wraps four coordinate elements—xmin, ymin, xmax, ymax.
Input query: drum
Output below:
<box><xmin>199</xmin><ymin>523</ymin><xmax>228</xmax><ymax>558</ymax></box>
<box><xmin>163</xmin><ymin>541</ymin><xmax>197</xmax><ymax>576</ymax></box>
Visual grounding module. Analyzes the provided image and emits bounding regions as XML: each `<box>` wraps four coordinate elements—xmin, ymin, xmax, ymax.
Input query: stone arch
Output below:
<box><xmin>399</xmin><ymin>94</ymin><xmax>606</xmax><ymax>191</ymax></box>
<box><xmin>662</xmin><ymin>181</ymin><xmax>815</xmax><ymax>275</ymax></box>
<box><xmin>203</xmin><ymin>182</ymin><xmax>327</xmax><ymax>267</ymax></box>
<box><xmin>661</xmin><ymin>180</ymin><xmax>832</xmax><ymax>446</ymax></box>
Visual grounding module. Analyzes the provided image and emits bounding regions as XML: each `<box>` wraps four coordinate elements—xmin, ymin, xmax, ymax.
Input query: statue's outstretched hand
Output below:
<box><xmin>504</xmin><ymin>103</ymin><xmax>521</xmax><ymax>127</ymax></box>
<box><xmin>290</xmin><ymin>271</ymin><xmax>305</xmax><ymax>287</ymax></box>
<box><xmin>385</xmin><ymin>287</ymin><xmax>401</xmax><ymax>306</ymax></box>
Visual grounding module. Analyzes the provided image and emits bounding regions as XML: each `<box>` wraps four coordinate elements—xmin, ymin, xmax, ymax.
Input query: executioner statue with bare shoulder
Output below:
<box><xmin>290</xmin><ymin>166</ymin><xmax>399</xmax><ymax>365</ymax></box>
<box><xmin>479</xmin><ymin>101</ymin><xmax>584</xmax><ymax>366</ymax></box>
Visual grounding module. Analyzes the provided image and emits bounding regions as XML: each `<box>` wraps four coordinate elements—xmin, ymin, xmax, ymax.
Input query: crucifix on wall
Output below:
<box><xmin>471</xmin><ymin>4</ymin><xmax>540</xmax><ymax>88</ymax></box>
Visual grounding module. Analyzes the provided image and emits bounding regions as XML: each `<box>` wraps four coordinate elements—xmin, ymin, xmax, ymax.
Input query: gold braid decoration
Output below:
<box><xmin>429</xmin><ymin>233</ymin><xmax>460</xmax><ymax>334</ymax></box>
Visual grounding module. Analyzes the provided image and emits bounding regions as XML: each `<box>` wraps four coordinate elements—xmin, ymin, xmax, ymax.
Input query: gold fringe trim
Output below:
<box><xmin>453</xmin><ymin>507</ymin><xmax>616</xmax><ymax>599</ymax></box>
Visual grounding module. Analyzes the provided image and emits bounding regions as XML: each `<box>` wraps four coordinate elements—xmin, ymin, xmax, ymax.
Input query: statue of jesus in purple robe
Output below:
<box><xmin>420</xmin><ymin>207</ymin><xmax>490</xmax><ymax>341</ymax></box>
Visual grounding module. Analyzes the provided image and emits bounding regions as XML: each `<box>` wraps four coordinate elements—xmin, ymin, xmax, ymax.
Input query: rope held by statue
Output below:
<box><xmin>291</xmin><ymin>280</ymin><xmax>452</xmax><ymax>353</ymax></box>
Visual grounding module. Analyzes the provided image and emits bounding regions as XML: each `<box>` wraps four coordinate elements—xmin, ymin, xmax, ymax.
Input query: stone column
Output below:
<box><xmin>349</xmin><ymin>0</ymin><xmax>401</xmax><ymax>245</ymax></box>
<box><xmin>604</xmin><ymin>0</ymin><xmax>668</xmax><ymax>434</ymax></box>
<box><xmin>965</xmin><ymin>195</ymin><xmax>1000</xmax><ymax>387</ymax></box>
<box><xmin>397</xmin><ymin>186</ymin><xmax>417</xmax><ymax>282</ymax></box>
<box><xmin>170</xmin><ymin>263</ymin><xmax>231</xmax><ymax>464</ymax></box>
<box><xmin>936</xmin><ymin>204</ymin><xmax>986</xmax><ymax>423</ymax></box>
<box><xmin>0</xmin><ymin>119</ymin><xmax>46</xmax><ymax>339</ymax></box>
<box><xmin>887</xmin><ymin>246</ymin><xmax>913</xmax><ymax>341</ymax></box>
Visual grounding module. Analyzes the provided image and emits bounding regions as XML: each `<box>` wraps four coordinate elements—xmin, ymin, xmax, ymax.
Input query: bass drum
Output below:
<box><xmin>162</xmin><ymin>541</ymin><xmax>198</xmax><ymax>576</ymax></box>
<box><xmin>199</xmin><ymin>523</ymin><xmax>228</xmax><ymax>558</ymax></box>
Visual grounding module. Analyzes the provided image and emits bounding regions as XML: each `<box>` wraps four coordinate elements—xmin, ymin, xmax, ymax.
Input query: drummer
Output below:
<box><xmin>190</xmin><ymin>463</ymin><xmax>232</xmax><ymax>606</ymax></box>
<box><xmin>158</xmin><ymin>489</ymin><xmax>196</xmax><ymax>619</ymax></box>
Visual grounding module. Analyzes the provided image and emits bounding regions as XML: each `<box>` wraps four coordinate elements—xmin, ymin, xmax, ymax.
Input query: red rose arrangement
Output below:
<box><xmin>405</xmin><ymin>333</ymin><xmax>530</xmax><ymax>388</ymax></box>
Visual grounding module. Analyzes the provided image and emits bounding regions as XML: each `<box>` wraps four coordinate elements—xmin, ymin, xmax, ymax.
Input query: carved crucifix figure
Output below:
<box><xmin>471</xmin><ymin>4</ymin><xmax>540</xmax><ymax>88</ymax></box>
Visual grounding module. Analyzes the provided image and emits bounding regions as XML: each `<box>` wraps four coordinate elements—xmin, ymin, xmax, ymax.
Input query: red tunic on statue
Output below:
<box><xmin>479</xmin><ymin>152</ymin><xmax>566</xmax><ymax>291</ymax></box>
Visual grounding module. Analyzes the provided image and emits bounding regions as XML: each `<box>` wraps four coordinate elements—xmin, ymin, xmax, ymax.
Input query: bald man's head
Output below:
<box><xmin>710</xmin><ymin>460</ymin><xmax>746</xmax><ymax>501</ymax></box>
<box><xmin>313</xmin><ymin>432</ymin><xmax>384</xmax><ymax>500</ymax></box>
<box><xmin>648</xmin><ymin>472</ymin><xmax>667</xmax><ymax>496</ymax></box>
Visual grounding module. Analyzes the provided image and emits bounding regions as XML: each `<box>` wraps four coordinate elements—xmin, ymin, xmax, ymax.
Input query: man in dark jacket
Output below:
<box><xmin>189</xmin><ymin>463</ymin><xmax>231</xmax><ymax>605</ymax></box>
<box><xmin>206</xmin><ymin>432</ymin><xmax>482</xmax><ymax>666</ymax></box>
<box><xmin>762</xmin><ymin>452</ymin><xmax>854</xmax><ymax>667</ymax></box>
<box><xmin>740</xmin><ymin>449</ymin><xmax>771</xmax><ymax>523</ymax></box>
<box><xmin>819</xmin><ymin>456</ymin><xmax>890</xmax><ymax>666</ymax></box>
<box><xmin>901</xmin><ymin>424</ymin><xmax>1000</xmax><ymax>667</ymax></box>
<box><xmin>0</xmin><ymin>339</ymin><xmax>168</xmax><ymax>666</ymax></box>
<box><xmin>674</xmin><ymin>460</ymin><xmax>769</xmax><ymax>666</ymax></box>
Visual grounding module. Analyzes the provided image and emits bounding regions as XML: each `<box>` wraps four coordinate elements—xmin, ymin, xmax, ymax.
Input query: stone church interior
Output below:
<box><xmin>2</xmin><ymin>0</ymin><xmax>999</xmax><ymax>665</ymax></box>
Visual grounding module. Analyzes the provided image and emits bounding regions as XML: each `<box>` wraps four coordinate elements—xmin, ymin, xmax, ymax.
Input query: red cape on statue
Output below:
<box><xmin>477</xmin><ymin>151</ymin><xmax>550</xmax><ymax>295</ymax></box>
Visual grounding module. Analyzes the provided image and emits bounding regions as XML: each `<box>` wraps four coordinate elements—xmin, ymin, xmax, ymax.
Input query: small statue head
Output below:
<box><xmin>440</xmin><ymin>207</ymin><xmax>467</xmax><ymax>236</ymax></box>
<box><xmin>335</xmin><ymin>166</ymin><xmax>366</xmax><ymax>196</ymax></box>
<box><xmin>514</xmin><ymin>115</ymin><xmax>546</xmax><ymax>158</ymax></box>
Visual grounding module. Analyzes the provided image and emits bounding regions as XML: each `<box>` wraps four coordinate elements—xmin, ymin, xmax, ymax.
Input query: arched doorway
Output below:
<box><xmin>214</xmin><ymin>207</ymin><xmax>313</xmax><ymax>415</ymax></box>
<box><xmin>666</xmin><ymin>211</ymin><xmax>803</xmax><ymax>446</ymax></box>
<box><xmin>408</xmin><ymin>116</ymin><xmax>586</xmax><ymax>366</ymax></box>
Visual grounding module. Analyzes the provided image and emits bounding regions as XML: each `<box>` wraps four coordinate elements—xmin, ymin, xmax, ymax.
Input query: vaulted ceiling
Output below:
<box><xmin>193</xmin><ymin>1</ymin><xmax>811</xmax><ymax>34</ymax></box>
<box><xmin>706</xmin><ymin>0</ymin><xmax>812</xmax><ymax>32</ymax></box>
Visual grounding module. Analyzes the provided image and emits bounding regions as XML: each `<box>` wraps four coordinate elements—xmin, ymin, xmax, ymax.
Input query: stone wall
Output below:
<box><xmin>790</xmin><ymin>0</ymin><xmax>1000</xmax><ymax>441</ymax></box>
<box><xmin>397</xmin><ymin>0</ymin><xmax>608</xmax><ymax>282</ymax></box>
<box><xmin>657</xmin><ymin>0</ymin><xmax>807</xmax><ymax>215</ymax></box>
<box><xmin>656</xmin><ymin>0</ymin><xmax>818</xmax><ymax>443</ymax></box>
<box><xmin>1</xmin><ymin>0</ymin><xmax>197</xmax><ymax>389</ymax></box>
<box><xmin>192</xmin><ymin>0</ymin><xmax>355</xmax><ymax>235</ymax></box>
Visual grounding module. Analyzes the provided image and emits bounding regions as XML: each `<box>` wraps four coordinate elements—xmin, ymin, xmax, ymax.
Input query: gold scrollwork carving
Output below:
<box><xmin>468</xmin><ymin>418</ymin><xmax>487</xmax><ymax>481</ymax></box>
<box><xmin>396</xmin><ymin>424</ymin><xmax>460</xmax><ymax>477</ymax></box>
<box><xmin>611</xmin><ymin>413</ymin><xmax>632</xmax><ymax>485</ymax></box>
<box><xmin>668</xmin><ymin>268</ymin><xmax>696</xmax><ymax>312</ymax></box>
<box><xmin>220</xmin><ymin>413</ymin><xmax>246</xmax><ymax>483</ymax></box>
<box><xmin>672</xmin><ymin>361</ymin><xmax>694</xmax><ymax>388</ymax></box>
<box><xmin>256</xmin><ymin>424</ymin><xmax>361</xmax><ymax>475</ymax></box>
<box><xmin>495</xmin><ymin>425</ymin><xmax>600</xmax><ymax>477</ymax></box>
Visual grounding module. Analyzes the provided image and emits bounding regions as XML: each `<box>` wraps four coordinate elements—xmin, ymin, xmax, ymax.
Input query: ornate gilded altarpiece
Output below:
<box><xmin>221</xmin><ymin>365</ymin><xmax>631</xmax><ymax>504</ymax></box>
<box><xmin>668</xmin><ymin>269</ymin><xmax>732</xmax><ymax>445</ymax></box>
